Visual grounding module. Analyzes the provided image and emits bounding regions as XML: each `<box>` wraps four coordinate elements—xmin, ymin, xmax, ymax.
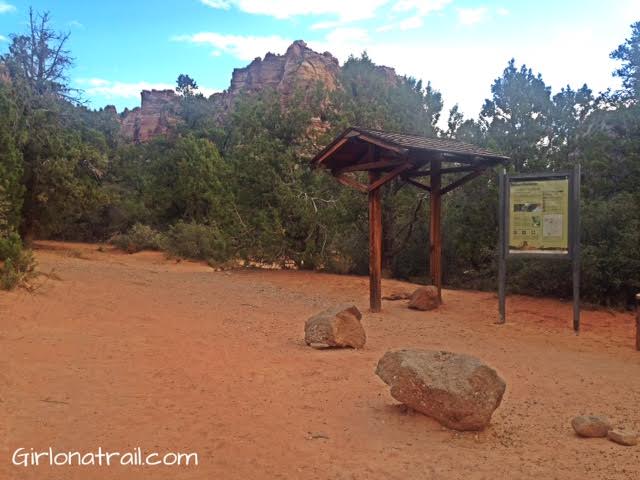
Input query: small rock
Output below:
<box><xmin>608</xmin><ymin>428</ymin><xmax>639</xmax><ymax>446</ymax></box>
<box><xmin>382</xmin><ymin>291</ymin><xmax>411</xmax><ymax>301</ymax></box>
<box><xmin>571</xmin><ymin>415</ymin><xmax>611</xmax><ymax>438</ymax></box>
<box><xmin>375</xmin><ymin>349</ymin><xmax>506</xmax><ymax>431</ymax></box>
<box><xmin>408</xmin><ymin>286</ymin><xmax>441</xmax><ymax>311</ymax></box>
<box><xmin>304</xmin><ymin>304</ymin><xmax>366</xmax><ymax>349</ymax></box>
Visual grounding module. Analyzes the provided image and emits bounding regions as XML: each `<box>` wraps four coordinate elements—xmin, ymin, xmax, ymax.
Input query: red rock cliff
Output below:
<box><xmin>119</xmin><ymin>89</ymin><xmax>181</xmax><ymax>143</ymax></box>
<box><xmin>116</xmin><ymin>40</ymin><xmax>397</xmax><ymax>142</ymax></box>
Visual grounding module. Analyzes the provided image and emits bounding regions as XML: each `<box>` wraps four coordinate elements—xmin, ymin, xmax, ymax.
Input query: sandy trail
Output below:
<box><xmin>1</xmin><ymin>241</ymin><xmax>639</xmax><ymax>479</ymax></box>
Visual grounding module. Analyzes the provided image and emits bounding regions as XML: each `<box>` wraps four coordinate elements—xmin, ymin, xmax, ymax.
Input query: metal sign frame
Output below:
<box><xmin>498</xmin><ymin>166</ymin><xmax>581</xmax><ymax>331</ymax></box>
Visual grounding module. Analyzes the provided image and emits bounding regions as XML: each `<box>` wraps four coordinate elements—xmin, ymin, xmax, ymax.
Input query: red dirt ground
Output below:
<box><xmin>1</xmin><ymin>241</ymin><xmax>639</xmax><ymax>479</ymax></box>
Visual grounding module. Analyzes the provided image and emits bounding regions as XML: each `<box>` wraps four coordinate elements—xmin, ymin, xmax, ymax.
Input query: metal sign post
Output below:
<box><xmin>498</xmin><ymin>166</ymin><xmax>581</xmax><ymax>331</ymax></box>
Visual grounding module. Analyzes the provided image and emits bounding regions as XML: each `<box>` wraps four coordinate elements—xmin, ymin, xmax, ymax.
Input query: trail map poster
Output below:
<box><xmin>508</xmin><ymin>178</ymin><xmax>569</xmax><ymax>254</ymax></box>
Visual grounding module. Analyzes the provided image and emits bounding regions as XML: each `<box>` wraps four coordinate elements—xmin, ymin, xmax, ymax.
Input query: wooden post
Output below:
<box><xmin>498</xmin><ymin>168</ymin><xmax>506</xmax><ymax>323</ymax></box>
<box><xmin>430</xmin><ymin>158</ymin><xmax>443</xmax><ymax>301</ymax></box>
<box><xmin>636</xmin><ymin>293</ymin><xmax>640</xmax><ymax>351</ymax></box>
<box><xmin>572</xmin><ymin>164</ymin><xmax>581</xmax><ymax>333</ymax></box>
<box><xmin>369</xmin><ymin>170</ymin><xmax>382</xmax><ymax>313</ymax></box>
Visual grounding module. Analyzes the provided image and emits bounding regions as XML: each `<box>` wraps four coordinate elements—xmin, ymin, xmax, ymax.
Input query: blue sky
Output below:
<box><xmin>0</xmin><ymin>0</ymin><xmax>638</xmax><ymax>120</ymax></box>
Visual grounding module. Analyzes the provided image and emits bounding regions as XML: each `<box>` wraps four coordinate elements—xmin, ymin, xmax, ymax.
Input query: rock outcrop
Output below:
<box><xmin>210</xmin><ymin>40</ymin><xmax>340</xmax><ymax>124</ymax></box>
<box><xmin>375</xmin><ymin>349</ymin><xmax>506</xmax><ymax>431</ymax></box>
<box><xmin>119</xmin><ymin>90</ymin><xmax>181</xmax><ymax>143</ymax></box>
<box><xmin>113</xmin><ymin>40</ymin><xmax>399</xmax><ymax>143</ymax></box>
<box><xmin>304</xmin><ymin>304</ymin><xmax>366</xmax><ymax>349</ymax></box>
<box><xmin>224</xmin><ymin>41</ymin><xmax>338</xmax><ymax>100</ymax></box>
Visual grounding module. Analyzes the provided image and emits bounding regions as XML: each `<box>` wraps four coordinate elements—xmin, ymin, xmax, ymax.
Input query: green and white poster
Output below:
<box><xmin>508</xmin><ymin>178</ymin><xmax>569</xmax><ymax>253</ymax></box>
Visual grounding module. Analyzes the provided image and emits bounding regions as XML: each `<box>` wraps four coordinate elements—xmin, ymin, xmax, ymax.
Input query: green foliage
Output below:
<box><xmin>0</xmin><ymin>231</ymin><xmax>23</xmax><ymax>261</ymax></box>
<box><xmin>611</xmin><ymin>21</ymin><xmax>640</xmax><ymax>100</ymax></box>
<box><xmin>332</xmin><ymin>52</ymin><xmax>443</xmax><ymax>135</ymax></box>
<box><xmin>0</xmin><ymin>85</ymin><xmax>24</xmax><ymax>233</ymax></box>
<box><xmin>110</xmin><ymin>223</ymin><xmax>165</xmax><ymax>253</ymax></box>
<box><xmin>164</xmin><ymin>221</ymin><xmax>230</xmax><ymax>263</ymax></box>
<box><xmin>1</xmin><ymin>9</ymin><xmax>74</xmax><ymax>99</ymax></box>
<box><xmin>176</xmin><ymin>74</ymin><xmax>198</xmax><ymax>96</ymax></box>
<box><xmin>481</xmin><ymin>59</ymin><xmax>554</xmax><ymax>172</ymax></box>
<box><xmin>1</xmin><ymin>249</ymin><xmax>36</xmax><ymax>290</ymax></box>
<box><xmin>581</xmin><ymin>193</ymin><xmax>640</xmax><ymax>305</ymax></box>
<box><xmin>0</xmin><ymin>233</ymin><xmax>36</xmax><ymax>290</ymax></box>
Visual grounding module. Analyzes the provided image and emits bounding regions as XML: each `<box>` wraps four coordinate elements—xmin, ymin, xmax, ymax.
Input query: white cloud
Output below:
<box><xmin>310</xmin><ymin>20</ymin><xmax>343</xmax><ymax>31</ymax></box>
<box><xmin>200</xmin><ymin>0</ymin><xmax>389</xmax><ymax>23</ymax></box>
<box><xmin>496</xmin><ymin>7</ymin><xmax>509</xmax><ymax>16</ymax></box>
<box><xmin>621</xmin><ymin>0</ymin><xmax>640</xmax><ymax>18</ymax></box>
<box><xmin>399</xmin><ymin>15</ymin><xmax>423</xmax><ymax>30</ymax></box>
<box><xmin>177</xmin><ymin>1</ymin><xmax>626</xmax><ymax>126</ymax></box>
<box><xmin>392</xmin><ymin>0</ymin><xmax>452</xmax><ymax>16</ymax></box>
<box><xmin>68</xmin><ymin>20</ymin><xmax>84</xmax><ymax>29</ymax></box>
<box><xmin>76</xmin><ymin>78</ymin><xmax>219</xmax><ymax>100</ymax></box>
<box><xmin>200</xmin><ymin>0</ymin><xmax>231</xmax><ymax>8</ymax></box>
<box><xmin>0</xmin><ymin>2</ymin><xmax>15</xmax><ymax>14</ymax></box>
<box><xmin>0</xmin><ymin>34</ymin><xmax>7</xmax><ymax>42</ymax></box>
<box><xmin>457</xmin><ymin>7</ymin><xmax>488</xmax><ymax>26</ymax></box>
<box><xmin>198</xmin><ymin>0</ymin><xmax>451</xmax><ymax>32</ymax></box>
<box><xmin>172</xmin><ymin>32</ymin><xmax>292</xmax><ymax>60</ymax></box>
<box><xmin>307</xmin><ymin>19</ymin><xmax>624</xmax><ymax>126</ymax></box>
<box><xmin>325</xmin><ymin>27</ymin><xmax>369</xmax><ymax>45</ymax></box>
<box><xmin>78</xmin><ymin>79</ymin><xmax>174</xmax><ymax>99</ymax></box>
<box><xmin>379</xmin><ymin>0</ymin><xmax>451</xmax><ymax>32</ymax></box>
<box><xmin>78</xmin><ymin>78</ymin><xmax>111</xmax><ymax>87</ymax></box>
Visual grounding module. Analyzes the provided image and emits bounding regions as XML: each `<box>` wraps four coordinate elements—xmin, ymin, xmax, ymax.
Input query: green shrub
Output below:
<box><xmin>110</xmin><ymin>223</ymin><xmax>165</xmax><ymax>253</ymax></box>
<box><xmin>0</xmin><ymin>235</ymin><xmax>37</xmax><ymax>290</ymax></box>
<box><xmin>164</xmin><ymin>221</ymin><xmax>230</xmax><ymax>263</ymax></box>
<box><xmin>0</xmin><ymin>231</ymin><xmax>23</xmax><ymax>261</ymax></box>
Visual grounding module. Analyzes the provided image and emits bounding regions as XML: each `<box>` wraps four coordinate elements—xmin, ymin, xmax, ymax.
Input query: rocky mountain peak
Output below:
<box><xmin>224</xmin><ymin>39</ymin><xmax>340</xmax><ymax>98</ymax></box>
<box><xmin>115</xmin><ymin>40</ymin><xmax>394</xmax><ymax>142</ymax></box>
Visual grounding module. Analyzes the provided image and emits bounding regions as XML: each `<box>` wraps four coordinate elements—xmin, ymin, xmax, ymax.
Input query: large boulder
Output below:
<box><xmin>375</xmin><ymin>349</ymin><xmax>506</xmax><ymax>431</ymax></box>
<box><xmin>408</xmin><ymin>286</ymin><xmax>441</xmax><ymax>311</ymax></box>
<box><xmin>304</xmin><ymin>305</ymin><xmax>366</xmax><ymax>349</ymax></box>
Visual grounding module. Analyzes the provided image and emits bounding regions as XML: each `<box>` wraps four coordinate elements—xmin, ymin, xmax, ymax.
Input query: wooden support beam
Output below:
<box><xmin>335</xmin><ymin>158</ymin><xmax>407</xmax><ymax>175</ymax></box>
<box><xmin>430</xmin><ymin>159</ymin><xmax>443</xmax><ymax>301</ymax></box>
<box><xmin>369</xmin><ymin>171</ymin><xmax>383</xmax><ymax>313</ymax></box>
<box><xmin>334</xmin><ymin>173</ymin><xmax>368</xmax><ymax>193</ymax></box>
<box><xmin>368</xmin><ymin>163</ymin><xmax>413</xmax><ymax>192</ymax></box>
<box><xmin>315</xmin><ymin>137</ymin><xmax>349</xmax><ymax>165</ymax></box>
<box><xmin>404</xmin><ymin>177</ymin><xmax>431</xmax><ymax>192</ymax></box>
<box><xmin>407</xmin><ymin>164</ymin><xmax>488</xmax><ymax>177</ymax></box>
<box><xmin>440</xmin><ymin>168</ymin><xmax>486</xmax><ymax>195</ymax></box>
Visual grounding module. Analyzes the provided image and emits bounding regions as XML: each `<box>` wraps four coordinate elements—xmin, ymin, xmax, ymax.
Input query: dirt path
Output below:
<box><xmin>1</xmin><ymin>241</ymin><xmax>639</xmax><ymax>479</ymax></box>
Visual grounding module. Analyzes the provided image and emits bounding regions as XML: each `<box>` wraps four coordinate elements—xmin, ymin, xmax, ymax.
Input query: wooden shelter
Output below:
<box><xmin>311</xmin><ymin>127</ymin><xmax>509</xmax><ymax>312</ymax></box>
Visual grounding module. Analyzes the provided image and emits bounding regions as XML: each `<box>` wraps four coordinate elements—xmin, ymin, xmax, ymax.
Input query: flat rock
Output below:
<box><xmin>382</xmin><ymin>291</ymin><xmax>411</xmax><ymax>301</ymax></box>
<box><xmin>608</xmin><ymin>428</ymin><xmax>639</xmax><ymax>446</ymax></box>
<box><xmin>571</xmin><ymin>415</ymin><xmax>611</xmax><ymax>438</ymax></box>
<box><xmin>375</xmin><ymin>349</ymin><xmax>506</xmax><ymax>431</ymax></box>
<box><xmin>304</xmin><ymin>304</ymin><xmax>366</xmax><ymax>349</ymax></box>
<box><xmin>408</xmin><ymin>286</ymin><xmax>441</xmax><ymax>311</ymax></box>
